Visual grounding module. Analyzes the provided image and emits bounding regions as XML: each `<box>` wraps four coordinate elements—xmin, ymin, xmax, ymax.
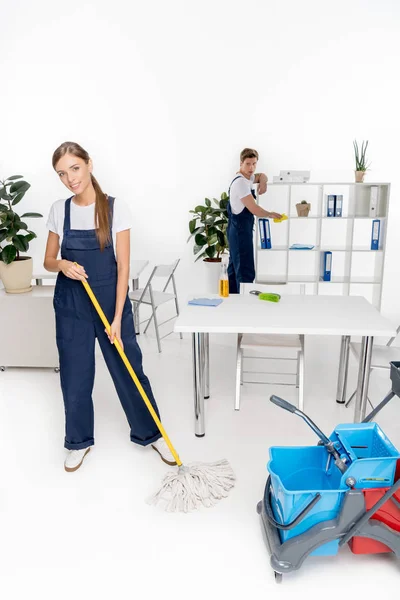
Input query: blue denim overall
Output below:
<box><xmin>53</xmin><ymin>197</ymin><xmax>161</xmax><ymax>450</ymax></box>
<box><xmin>227</xmin><ymin>176</ymin><xmax>256</xmax><ymax>294</ymax></box>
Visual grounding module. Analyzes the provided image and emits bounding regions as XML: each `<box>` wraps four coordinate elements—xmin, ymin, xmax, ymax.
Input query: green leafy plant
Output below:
<box><xmin>0</xmin><ymin>175</ymin><xmax>43</xmax><ymax>264</ymax></box>
<box><xmin>188</xmin><ymin>192</ymin><xmax>229</xmax><ymax>261</ymax></box>
<box><xmin>353</xmin><ymin>140</ymin><xmax>370</xmax><ymax>172</ymax></box>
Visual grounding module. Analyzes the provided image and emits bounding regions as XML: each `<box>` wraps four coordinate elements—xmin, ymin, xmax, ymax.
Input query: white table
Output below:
<box><xmin>0</xmin><ymin>286</ymin><xmax>59</xmax><ymax>369</ymax></box>
<box><xmin>33</xmin><ymin>260</ymin><xmax>149</xmax><ymax>334</ymax></box>
<box><xmin>174</xmin><ymin>294</ymin><xmax>396</xmax><ymax>436</ymax></box>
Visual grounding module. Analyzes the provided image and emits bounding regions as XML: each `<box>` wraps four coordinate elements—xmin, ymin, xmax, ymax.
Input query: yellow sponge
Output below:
<box><xmin>273</xmin><ymin>213</ymin><xmax>288</xmax><ymax>223</ymax></box>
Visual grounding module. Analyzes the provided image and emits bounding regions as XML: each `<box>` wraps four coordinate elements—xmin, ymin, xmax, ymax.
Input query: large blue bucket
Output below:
<box><xmin>268</xmin><ymin>446</ymin><xmax>348</xmax><ymax>555</ymax></box>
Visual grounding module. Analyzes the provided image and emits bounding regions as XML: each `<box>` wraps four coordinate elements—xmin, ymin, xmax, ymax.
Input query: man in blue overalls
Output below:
<box><xmin>227</xmin><ymin>148</ymin><xmax>282</xmax><ymax>294</ymax></box>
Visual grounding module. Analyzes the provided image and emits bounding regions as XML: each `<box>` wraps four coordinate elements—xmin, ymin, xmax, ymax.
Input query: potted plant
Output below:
<box><xmin>188</xmin><ymin>192</ymin><xmax>229</xmax><ymax>291</ymax></box>
<box><xmin>296</xmin><ymin>200</ymin><xmax>311</xmax><ymax>217</ymax></box>
<box><xmin>0</xmin><ymin>175</ymin><xmax>43</xmax><ymax>293</ymax></box>
<box><xmin>353</xmin><ymin>139</ymin><xmax>370</xmax><ymax>183</ymax></box>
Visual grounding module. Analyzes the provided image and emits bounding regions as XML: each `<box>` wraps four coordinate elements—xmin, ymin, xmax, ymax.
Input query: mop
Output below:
<box><xmin>77</xmin><ymin>269</ymin><xmax>235</xmax><ymax>512</ymax></box>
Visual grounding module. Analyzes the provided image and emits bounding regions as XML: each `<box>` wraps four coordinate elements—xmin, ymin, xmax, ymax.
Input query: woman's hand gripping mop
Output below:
<box><xmin>76</xmin><ymin>266</ymin><xmax>235</xmax><ymax>512</ymax></box>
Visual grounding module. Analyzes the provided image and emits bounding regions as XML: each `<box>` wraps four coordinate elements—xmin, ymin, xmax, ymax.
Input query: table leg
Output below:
<box><xmin>192</xmin><ymin>332</ymin><xmax>206</xmax><ymax>437</ymax></box>
<box><xmin>336</xmin><ymin>335</ymin><xmax>350</xmax><ymax>404</ymax></box>
<box><xmin>354</xmin><ymin>336</ymin><xmax>374</xmax><ymax>423</ymax></box>
<box><xmin>132</xmin><ymin>278</ymin><xmax>140</xmax><ymax>335</ymax></box>
<box><xmin>204</xmin><ymin>333</ymin><xmax>210</xmax><ymax>399</ymax></box>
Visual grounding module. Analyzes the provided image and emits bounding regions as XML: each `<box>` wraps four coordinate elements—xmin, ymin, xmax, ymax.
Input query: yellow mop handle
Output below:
<box><xmin>75</xmin><ymin>265</ymin><xmax>182</xmax><ymax>467</ymax></box>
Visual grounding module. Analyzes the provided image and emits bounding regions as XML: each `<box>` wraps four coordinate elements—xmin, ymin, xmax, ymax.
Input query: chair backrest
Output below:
<box><xmin>240</xmin><ymin>282</ymin><xmax>306</xmax><ymax>295</ymax></box>
<box><xmin>153</xmin><ymin>259</ymin><xmax>180</xmax><ymax>279</ymax></box>
<box><xmin>386</xmin><ymin>325</ymin><xmax>400</xmax><ymax>347</ymax></box>
<box><xmin>138</xmin><ymin>259</ymin><xmax>180</xmax><ymax>299</ymax></box>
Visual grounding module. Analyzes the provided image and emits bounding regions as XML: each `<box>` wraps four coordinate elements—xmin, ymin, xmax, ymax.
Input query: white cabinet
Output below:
<box><xmin>255</xmin><ymin>182</ymin><xmax>390</xmax><ymax>309</ymax></box>
<box><xmin>0</xmin><ymin>286</ymin><xmax>59</xmax><ymax>369</ymax></box>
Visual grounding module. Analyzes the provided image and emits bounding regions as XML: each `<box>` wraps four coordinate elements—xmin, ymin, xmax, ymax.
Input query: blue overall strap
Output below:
<box><xmin>228</xmin><ymin>175</ymin><xmax>242</xmax><ymax>196</ymax></box>
<box><xmin>63</xmin><ymin>197</ymin><xmax>72</xmax><ymax>234</ymax></box>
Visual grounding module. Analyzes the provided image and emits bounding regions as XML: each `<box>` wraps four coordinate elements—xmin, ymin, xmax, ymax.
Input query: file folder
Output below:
<box><xmin>321</xmin><ymin>251</ymin><xmax>332</xmax><ymax>281</ymax></box>
<box><xmin>371</xmin><ymin>219</ymin><xmax>380</xmax><ymax>250</ymax></box>
<box><xmin>369</xmin><ymin>186</ymin><xmax>379</xmax><ymax>218</ymax></box>
<box><xmin>327</xmin><ymin>195</ymin><xmax>335</xmax><ymax>217</ymax></box>
<box><xmin>334</xmin><ymin>195</ymin><xmax>343</xmax><ymax>217</ymax></box>
<box><xmin>259</xmin><ymin>218</ymin><xmax>271</xmax><ymax>249</ymax></box>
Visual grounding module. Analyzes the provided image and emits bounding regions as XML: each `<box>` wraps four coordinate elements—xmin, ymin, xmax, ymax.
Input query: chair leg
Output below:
<box><xmin>133</xmin><ymin>302</ymin><xmax>140</xmax><ymax>335</ymax></box>
<box><xmin>235</xmin><ymin>341</ymin><xmax>243</xmax><ymax>411</ymax></box>
<box><xmin>153</xmin><ymin>307</ymin><xmax>162</xmax><ymax>353</ymax></box>
<box><xmin>143</xmin><ymin>311</ymin><xmax>153</xmax><ymax>334</ymax></box>
<box><xmin>346</xmin><ymin>389</ymin><xmax>374</xmax><ymax>411</ymax></box>
<box><xmin>173</xmin><ymin>287</ymin><xmax>183</xmax><ymax>340</ymax></box>
<box><xmin>298</xmin><ymin>349</ymin><xmax>305</xmax><ymax>412</ymax></box>
<box><xmin>345</xmin><ymin>389</ymin><xmax>356</xmax><ymax>408</ymax></box>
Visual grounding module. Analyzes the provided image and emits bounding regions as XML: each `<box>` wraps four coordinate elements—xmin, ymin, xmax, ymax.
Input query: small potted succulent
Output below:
<box><xmin>353</xmin><ymin>139</ymin><xmax>370</xmax><ymax>183</ymax></box>
<box><xmin>296</xmin><ymin>200</ymin><xmax>311</xmax><ymax>217</ymax></box>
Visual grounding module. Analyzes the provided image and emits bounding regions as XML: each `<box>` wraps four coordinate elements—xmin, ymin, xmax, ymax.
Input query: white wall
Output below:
<box><xmin>1</xmin><ymin>0</ymin><xmax>400</xmax><ymax>322</ymax></box>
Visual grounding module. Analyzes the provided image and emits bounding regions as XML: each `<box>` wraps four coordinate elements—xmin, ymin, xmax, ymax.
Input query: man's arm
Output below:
<box><xmin>254</xmin><ymin>173</ymin><xmax>268</xmax><ymax>194</ymax></box>
<box><xmin>241</xmin><ymin>194</ymin><xmax>282</xmax><ymax>219</ymax></box>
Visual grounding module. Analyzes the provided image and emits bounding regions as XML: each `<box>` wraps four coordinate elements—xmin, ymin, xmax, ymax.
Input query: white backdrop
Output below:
<box><xmin>1</xmin><ymin>0</ymin><xmax>400</xmax><ymax>322</ymax></box>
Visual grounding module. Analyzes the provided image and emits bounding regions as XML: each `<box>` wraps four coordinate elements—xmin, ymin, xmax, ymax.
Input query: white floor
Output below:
<box><xmin>1</xmin><ymin>329</ymin><xmax>400</xmax><ymax>599</ymax></box>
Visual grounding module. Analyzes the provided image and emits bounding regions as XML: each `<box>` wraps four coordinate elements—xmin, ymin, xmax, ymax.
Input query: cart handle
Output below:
<box><xmin>263</xmin><ymin>475</ymin><xmax>321</xmax><ymax>531</ymax></box>
<box><xmin>270</xmin><ymin>395</ymin><xmax>331</xmax><ymax>446</ymax></box>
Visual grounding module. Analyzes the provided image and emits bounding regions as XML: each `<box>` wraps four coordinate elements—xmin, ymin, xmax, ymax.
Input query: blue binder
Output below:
<box><xmin>259</xmin><ymin>218</ymin><xmax>271</xmax><ymax>249</ymax></box>
<box><xmin>371</xmin><ymin>219</ymin><xmax>380</xmax><ymax>250</ymax></box>
<box><xmin>321</xmin><ymin>251</ymin><xmax>332</xmax><ymax>281</ymax></box>
<box><xmin>334</xmin><ymin>195</ymin><xmax>343</xmax><ymax>217</ymax></box>
<box><xmin>327</xmin><ymin>195</ymin><xmax>335</xmax><ymax>217</ymax></box>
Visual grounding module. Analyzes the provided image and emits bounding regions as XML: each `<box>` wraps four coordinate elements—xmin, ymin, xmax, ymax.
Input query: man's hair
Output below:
<box><xmin>240</xmin><ymin>148</ymin><xmax>259</xmax><ymax>162</ymax></box>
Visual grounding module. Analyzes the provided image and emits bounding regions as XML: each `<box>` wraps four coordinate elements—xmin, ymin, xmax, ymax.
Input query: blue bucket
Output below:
<box><xmin>268</xmin><ymin>446</ymin><xmax>348</xmax><ymax>555</ymax></box>
<box><xmin>329</xmin><ymin>423</ymin><xmax>400</xmax><ymax>488</ymax></box>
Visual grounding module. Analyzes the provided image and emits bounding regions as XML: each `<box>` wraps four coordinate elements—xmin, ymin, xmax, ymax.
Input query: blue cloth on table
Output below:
<box><xmin>188</xmin><ymin>298</ymin><xmax>223</xmax><ymax>307</ymax></box>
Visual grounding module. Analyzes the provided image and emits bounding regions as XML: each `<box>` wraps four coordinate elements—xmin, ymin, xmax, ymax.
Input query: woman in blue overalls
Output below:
<box><xmin>44</xmin><ymin>141</ymin><xmax>175</xmax><ymax>472</ymax></box>
<box><xmin>227</xmin><ymin>148</ymin><xmax>282</xmax><ymax>294</ymax></box>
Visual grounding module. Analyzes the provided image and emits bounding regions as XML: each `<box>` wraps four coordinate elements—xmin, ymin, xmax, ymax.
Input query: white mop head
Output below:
<box><xmin>147</xmin><ymin>459</ymin><xmax>236</xmax><ymax>512</ymax></box>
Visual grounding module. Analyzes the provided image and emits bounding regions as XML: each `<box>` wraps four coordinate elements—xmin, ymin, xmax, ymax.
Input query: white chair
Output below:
<box><xmin>235</xmin><ymin>283</ymin><xmax>305</xmax><ymax>411</ymax></box>
<box><xmin>345</xmin><ymin>325</ymin><xmax>400</xmax><ymax>409</ymax></box>
<box><xmin>129</xmin><ymin>259</ymin><xmax>182</xmax><ymax>353</ymax></box>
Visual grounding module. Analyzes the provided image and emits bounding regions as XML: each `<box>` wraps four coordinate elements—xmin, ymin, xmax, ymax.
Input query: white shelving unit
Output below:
<box><xmin>255</xmin><ymin>182</ymin><xmax>390</xmax><ymax>309</ymax></box>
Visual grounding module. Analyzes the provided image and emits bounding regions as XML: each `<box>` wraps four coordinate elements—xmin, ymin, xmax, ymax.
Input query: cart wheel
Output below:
<box><xmin>256</xmin><ymin>501</ymin><xmax>262</xmax><ymax>514</ymax></box>
<box><xmin>0</xmin><ymin>366</ymin><xmax>5</xmax><ymax>372</ymax></box>
<box><xmin>54</xmin><ymin>367</ymin><xmax>60</xmax><ymax>373</ymax></box>
<box><xmin>274</xmin><ymin>572</ymin><xmax>283</xmax><ymax>584</ymax></box>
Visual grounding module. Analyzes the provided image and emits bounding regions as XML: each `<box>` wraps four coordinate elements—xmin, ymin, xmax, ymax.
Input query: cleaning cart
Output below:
<box><xmin>257</xmin><ymin>360</ymin><xmax>400</xmax><ymax>583</ymax></box>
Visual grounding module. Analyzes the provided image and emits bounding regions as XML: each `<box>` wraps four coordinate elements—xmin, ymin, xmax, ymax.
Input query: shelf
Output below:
<box><xmin>268</xmin><ymin>182</ymin><xmax>390</xmax><ymax>186</ymax></box>
<box><xmin>257</xmin><ymin>276</ymin><xmax>287</xmax><ymax>284</ymax></box>
<box><xmin>257</xmin><ymin>246</ymin><xmax>287</xmax><ymax>252</ymax></box>
<box><xmin>350</xmin><ymin>276</ymin><xmax>382</xmax><ymax>284</ymax></box>
<box><xmin>319</xmin><ymin>277</ymin><xmax>350</xmax><ymax>284</ymax></box>
<box><xmin>352</xmin><ymin>247</ymin><xmax>383</xmax><ymax>253</ymax></box>
<box><xmin>288</xmin><ymin>216</ymin><xmax>320</xmax><ymax>220</ymax></box>
<box><xmin>317</xmin><ymin>247</ymin><xmax>383</xmax><ymax>253</ymax></box>
<box><xmin>288</xmin><ymin>275</ymin><xmax>318</xmax><ymax>283</ymax></box>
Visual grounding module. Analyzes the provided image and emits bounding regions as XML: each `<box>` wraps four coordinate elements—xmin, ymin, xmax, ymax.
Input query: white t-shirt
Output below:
<box><xmin>46</xmin><ymin>197</ymin><xmax>132</xmax><ymax>259</ymax></box>
<box><xmin>229</xmin><ymin>174</ymin><xmax>255</xmax><ymax>215</ymax></box>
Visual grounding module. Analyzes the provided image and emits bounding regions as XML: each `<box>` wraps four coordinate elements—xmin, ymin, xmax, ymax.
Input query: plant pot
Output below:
<box><xmin>203</xmin><ymin>257</ymin><xmax>222</xmax><ymax>294</ymax></box>
<box><xmin>295</xmin><ymin>203</ymin><xmax>311</xmax><ymax>217</ymax></box>
<box><xmin>355</xmin><ymin>170</ymin><xmax>366</xmax><ymax>183</ymax></box>
<box><xmin>0</xmin><ymin>257</ymin><xmax>33</xmax><ymax>293</ymax></box>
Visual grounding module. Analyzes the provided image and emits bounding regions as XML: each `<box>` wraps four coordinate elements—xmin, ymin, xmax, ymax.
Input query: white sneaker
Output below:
<box><xmin>64</xmin><ymin>447</ymin><xmax>91</xmax><ymax>472</ymax></box>
<box><xmin>151</xmin><ymin>438</ymin><xmax>177</xmax><ymax>466</ymax></box>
